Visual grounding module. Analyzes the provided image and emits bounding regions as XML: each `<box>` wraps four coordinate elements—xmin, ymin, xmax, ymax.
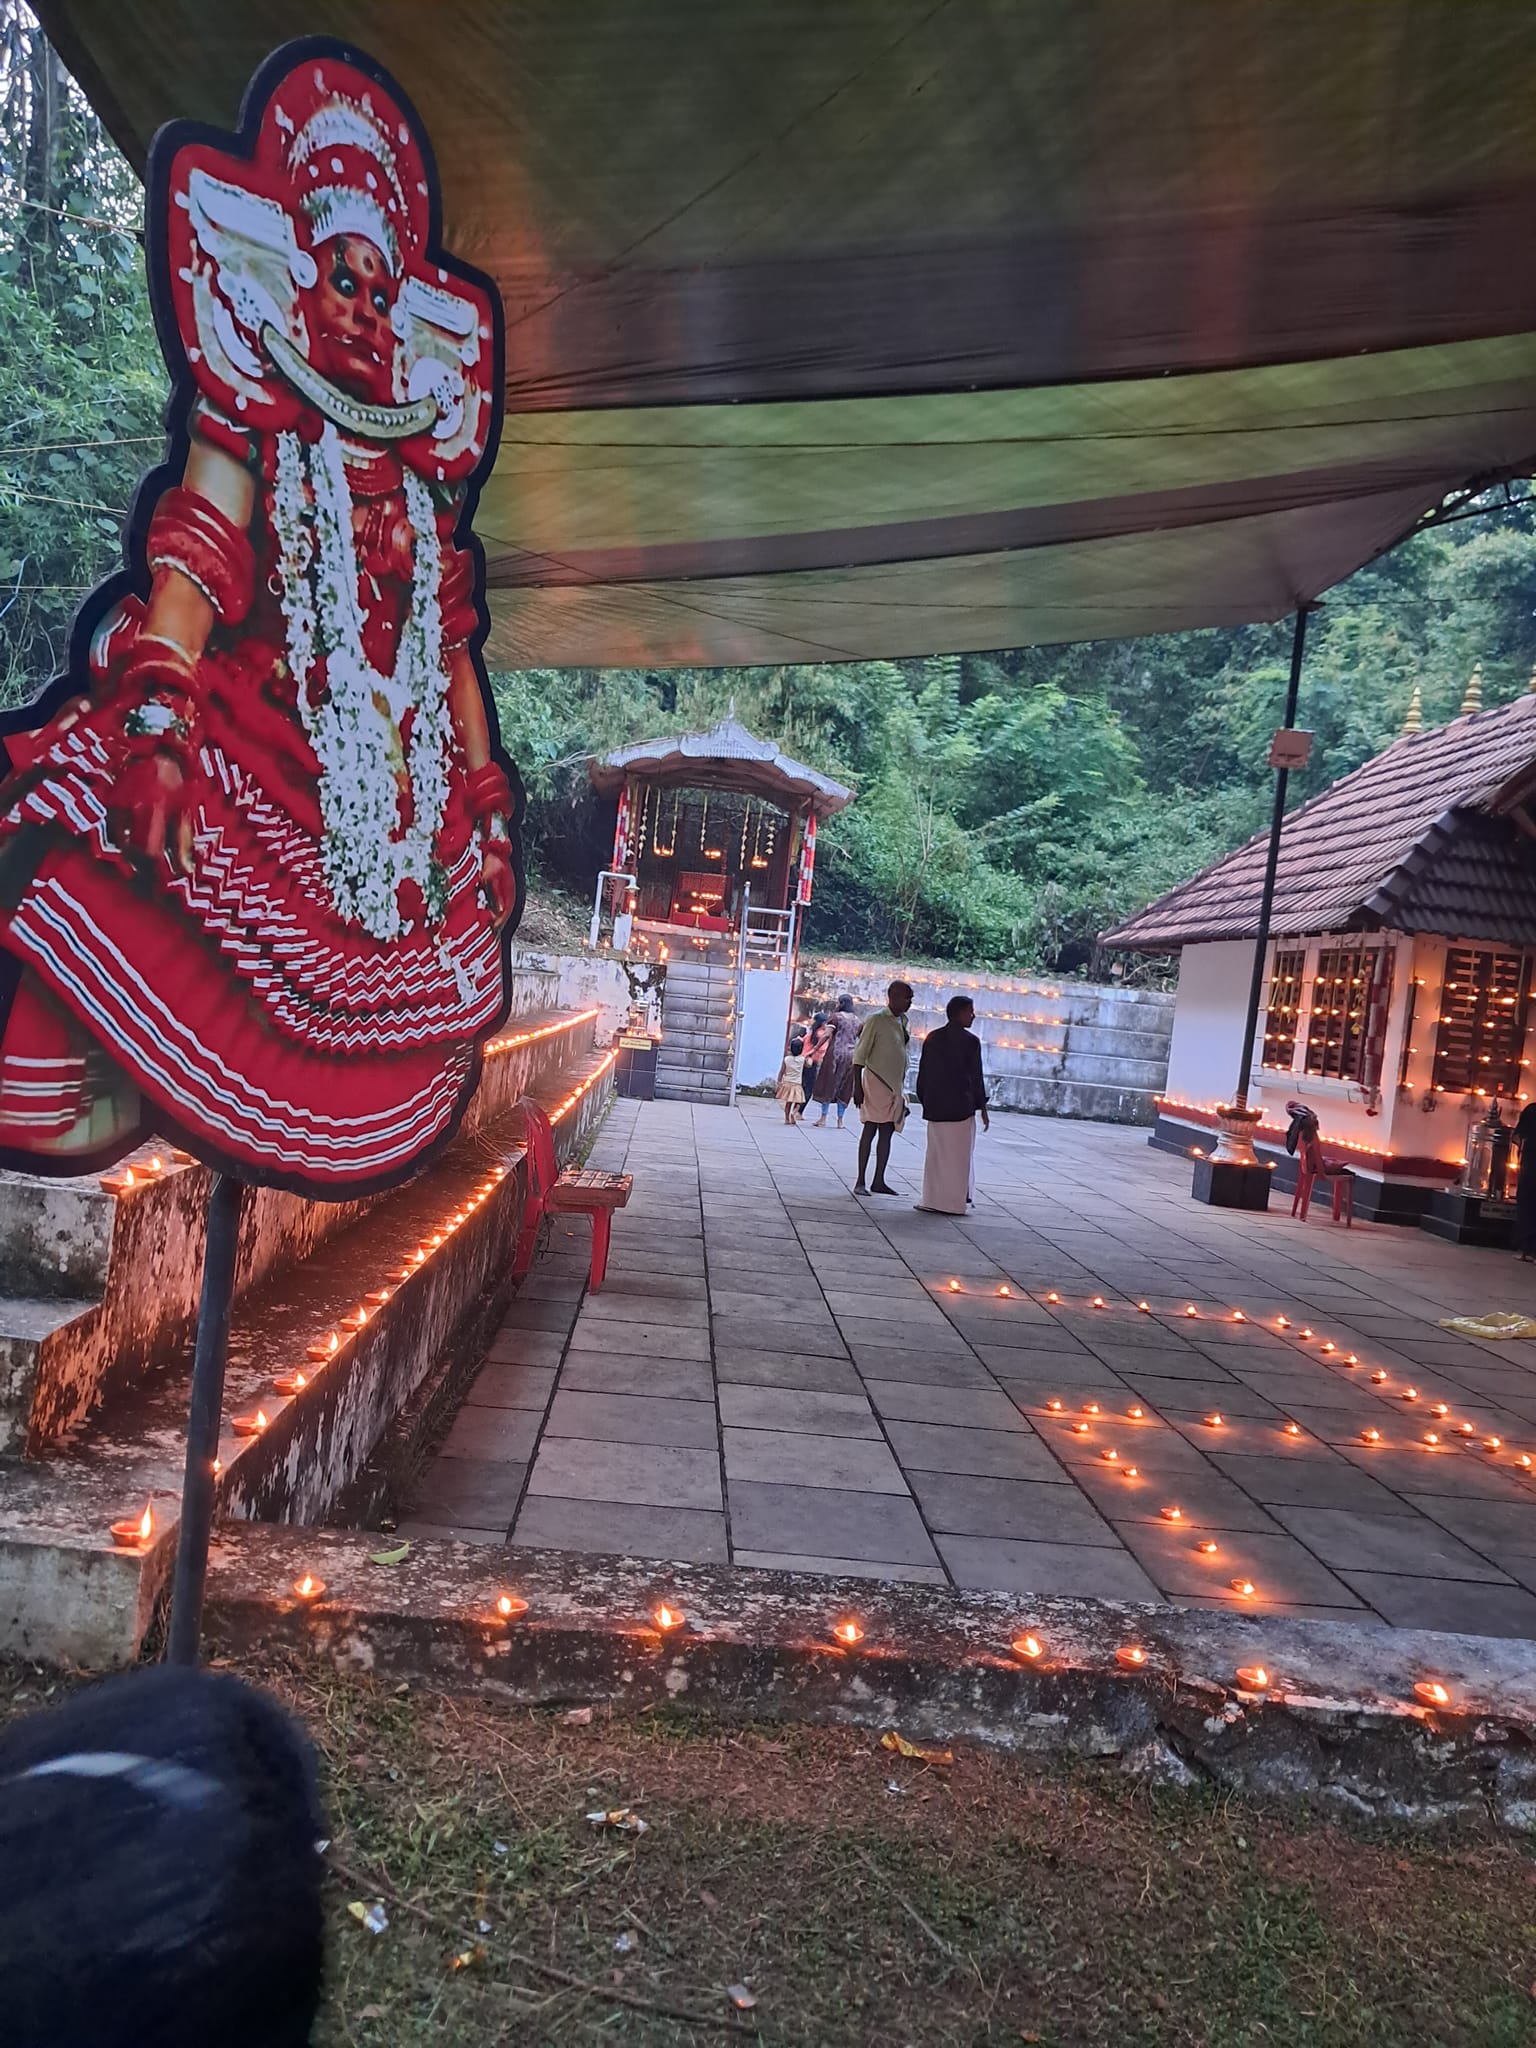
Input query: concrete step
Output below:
<box><xmin>0</xmin><ymin>1045</ymin><xmax>618</xmax><ymax>1666</ymax></box>
<box><xmin>657</xmin><ymin>1028</ymin><xmax>734</xmax><ymax>1056</ymax></box>
<box><xmin>658</xmin><ymin>1051</ymin><xmax>731</xmax><ymax>1078</ymax></box>
<box><xmin>1064</xmin><ymin>1024</ymin><xmax>1172</xmax><ymax>1061</ymax></box>
<box><xmin>1059</xmin><ymin>1051</ymin><xmax>1169</xmax><ymax>1088</ymax></box>
<box><xmin>990</xmin><ymin>1077</ymin><xmax>1159</xmax><ymax>1124</ymax></box>
<box><xmin>0</xmin><ymin>1002</ymin><xmax>601</xmax><ymax>1455</ymax></box>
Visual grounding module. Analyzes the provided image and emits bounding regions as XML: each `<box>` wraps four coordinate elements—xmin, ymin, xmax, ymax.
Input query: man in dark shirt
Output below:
<box><xmin>913</xmin><ymin>995</ymin><xmax>989</xmax><ymax>1214</ymax></box>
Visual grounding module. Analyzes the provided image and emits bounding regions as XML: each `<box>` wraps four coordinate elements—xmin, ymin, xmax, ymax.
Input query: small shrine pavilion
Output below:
<box><xmin>1104</xmin><ymin>677</ymin><xmax>1536</xmax><ymax>1238</ymax></box>
<box><xmin>589</xmin><ymin>716</ymin><xmax>853</xmax><ymax>1102</ymax></box>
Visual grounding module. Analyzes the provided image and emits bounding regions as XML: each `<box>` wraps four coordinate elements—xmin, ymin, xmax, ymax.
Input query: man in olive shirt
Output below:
<box><xmin>851</xmin><ymin>979</ymin><xmax>913</xmax><ymax>1195</ymax></box>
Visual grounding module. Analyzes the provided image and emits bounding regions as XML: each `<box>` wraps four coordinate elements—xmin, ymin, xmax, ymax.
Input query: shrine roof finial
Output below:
<box><xmin>1460</xmin><ymin>661</ymin><xmax>1484</xmax><ymax>716</ymax></box>
<box><xmin>1402</xmin><ymin>683</ymin><xmax>1423</xmax><ymax>735</ymax></box>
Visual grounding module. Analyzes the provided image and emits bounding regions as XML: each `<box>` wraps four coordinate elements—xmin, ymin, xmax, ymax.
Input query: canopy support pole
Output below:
<box><xmin>166</xmin><ymin>1172</ymin><xmax>245</xmax><ymax>1663</ymax></box>
<box><xmin>1192</xmin><ymin>605</ymin><xmax>1311</xmax><ymax>1209</ymax></box>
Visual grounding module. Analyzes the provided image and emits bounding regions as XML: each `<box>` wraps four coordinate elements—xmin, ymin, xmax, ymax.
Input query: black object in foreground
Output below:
<box><xmin>0</xmin><ymin>1665</ymin><xmax>324</xmax><ymax>2048</ymax></box>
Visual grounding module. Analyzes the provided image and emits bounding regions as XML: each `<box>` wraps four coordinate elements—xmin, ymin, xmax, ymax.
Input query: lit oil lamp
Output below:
<box><xmin>293</xmin><ymin>1573</ymin><xmax>326</xmax><ymax>1602</ymax></box>
<box><xmin>1071</xmin><ymin>1421</ymin><xmax>1090</xmax><ymax>1436</ymax></box>
<box><xmin>1196</xmin><ymin>1539</ymin><xmax>1219</xmax><ymax>1555</ymax></box>
<box><xmin>1430</xmin><ymin>1402</ymin><xmax>1450</xmax><ymax>1418</ymax></box>
<box><xmin>144</xmin><ymin>1155</ymin><xmax>165</xmax><ymax>1175</ymax></box>
<box><xmin>1127</xmin><ymin>1405</ymin><xmax>1145</xmax><ymax>1420</ymax></box>
<box><xmin>1298</xmin><ymin>1327</ymin><xmax>1313</xmax><ymax>1340</ymax></box>
<box><xmin>997</xmin><ymin>1285</ymin><xmax>1012</xmax><ymax>1298</ymax></box>
<box><xmin>1230</xmin><ymin>1577</ymin><xmax>1256</xmax><ymax>1597</ymax></box>
<box><xmin>495</xmin><ymin>1594</ymin><xmax>528</xmax><ymax>1621</ymax></box>
<box><xmin>831</xmin><ymin>1618</ymin><xmax>864</xmax><ymax>1647</ymax></box>
<box><xmin>99</xmin><ymin>1168</ymin><xmax>136</xmax><ymax>1195</ymax></box>
<box><xmin>1045</xmin><ymin>1397</ymin><xmax>1064</xmax><ymax>1412</ymax></box>
<box><xmin>652</xmin><ymin>1603</ymin><xmax>685</xmax><ymax>1634</ymax></box>
<box><xmin>1231</xmin><ymin>1310</ymin><xmax>1246</xmax><ymax>1323</ymax></box>
<box><xmin>1283</xmin><ymin>1421</ymin><xmax>1301</xmax><ymax>1437</ymax></box>
<box><xmin>272</xmin><ymin>1371</ymin><xmax>307</xmax><ymax>1397</ymax></box>
<box><xmin>1082</xmin><ymin>1401</ymin><xmax>1101</xmax><ymax>1416</ymax></box>
<box><xmin>1360</xmin><ymin>1427</ymin><xmax>1382</xmax><ymax>1444</ymax></box>
<box><xmin>1483</xmin><ymin>1436</ymin><xmax>1503</xmax><ymax>1453</ymax></box>
<box><xmin>1046</xmin><ymin>1291</ymin><xmax>1060</xmax><ymax>1303</ymax></box>
<box><xmin>1413</xmin><ymin>1679</ymin><xmax>1450</xmax><ymax>1709</ymax></box>
<box><xmin>1091</xmin><ymin>1295</ymin><xmax>1106</xmax><ymax>1309</ymax></box>
<box><xmin>1203</xmin><ymin>1412</ymin><xmax>1224</xmax><ymax>1429</ymax></box>
<box><xmin>1115</xmin><ymin>1645</ymin><xmax>1146</xmax><ymax>1669</ymax></box>
<box><xmin>1517</xmin><ymin>1454</ymin><xmax>1533</xmax><ymax>1472</ymax></box>
<box><xmin>1344</xmin><ymin>1353</ymin><xmax>1359</xmax><ymax>1366</ymax></box>
<box><xmin>307</xmin><ymin>1331</ymin><xmax>340</xmax><ymax>1361</ymax></box>
<box><xmin>1137</xmin><ymin>1300</ymin><xmax>1151</xmax><ymax>1313</ymax></box>
<box><xmin>341</xmin><ymin>1307</ymin><xmax>369</xmax><ymax>1331</ymax></box>
<box><xmin>1122</xmin><ymin>1464</ymin><xmax>1140</xmax><ymax>1479</ymax></box>
<box><xmin>947</xmin><ymin>1278</ymin><xmax>961</xmax><ymax>1293</ymax></box>
<box><xmin>1013</xmin><ymin>1633</ymin><xmax>1043</xmax><ymax>1661</ymax></box>
<box><xmin>1401</xmin><ymin>1387</ymin><xmax>1419</xmax><ymax>1402</ymax></box>
<box><xmin>231</xmin><ymin>1409</ymin><xmax>269</xmax><ymax>1436</ymax></box>
<box><xmin>1276</xmin><ymin>1316</ymin><xmax>1290</xmax><ymax>1329</ymax></box>
<box><xmin>1100</xmin><ymin>1448</ymin><xmax>1119</xmax><ymax>1464</ymax></box>
<box><xmin>1370</xmin><ymin>1370</ymin><xmax>1388</xmax><ymax>1385</ymax></box>
<box><xmin>366</xmin><ymin>1288</ymin><xmax>392</xmax><ymax>1306</ymax></box>
<box><xmin>1457</xmin><ymin>1421</ymin><xmax>1476</xmax><ymax>1438</ymax></box>
<box><xmin>109</xmin><ymin>1501</ymin><xmax>154</xmax><ymax>1548</ymax></box>
<box><xmin>1184</xmin><ymin>1304</ymin><xmax>1199</xmax><ymax>1319</ymax></box>
<box><xmin>1236</xmin><ymin>1666</ymin><xmax>1270</xmax><ymax>1691</ymax></box>
<box><xmin>1423</xmin><ymin>1431</ymin><xmax>1441</xmax><ymax>1446</ymax></box>
<box><xmin>1159</xmin><ymin>1505</ymin><xmax>1183</xmax><ymax>1522</ymax></box>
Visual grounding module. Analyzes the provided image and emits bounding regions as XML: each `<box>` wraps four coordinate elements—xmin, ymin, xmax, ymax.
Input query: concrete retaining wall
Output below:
<box><xmin>799</xmin><ymin>959</ymin><xmax>1174</xmax><ymax>1125</ymax></box>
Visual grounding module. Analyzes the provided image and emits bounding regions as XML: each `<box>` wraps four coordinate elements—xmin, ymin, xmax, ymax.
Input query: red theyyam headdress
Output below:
<box><xmin>162</xmin><ymin>51</ymin><xmax>496</xmax><ymax>481</ymax></box>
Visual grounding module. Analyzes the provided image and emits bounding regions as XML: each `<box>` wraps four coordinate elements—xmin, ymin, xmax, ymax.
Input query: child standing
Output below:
<box><xmin>777</xmin><ymin>1034</ymin><xmax>807</xmax><ymax>1122</ymax></box>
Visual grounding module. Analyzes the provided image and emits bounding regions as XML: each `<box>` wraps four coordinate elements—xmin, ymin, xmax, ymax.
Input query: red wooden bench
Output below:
<box><xmin>513</xmin><ymin>1094</ymin><xmax>632</xmax><ymax>1291</ymax></box>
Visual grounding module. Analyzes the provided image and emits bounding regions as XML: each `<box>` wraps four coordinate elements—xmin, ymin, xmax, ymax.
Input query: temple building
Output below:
<box><xmin>1103</xmin><ymin>678</ymin><xmax>1536</xmax><ymax>1231</ymax></box>
<box><xmin>589</xmin><ymin>715</ymin><xmax>853</xmax><ymax>1103</ymax></box>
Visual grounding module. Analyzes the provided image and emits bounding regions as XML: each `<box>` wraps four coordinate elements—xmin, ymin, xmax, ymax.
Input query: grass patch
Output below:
<box><xmin>6</xmin><ymin>1653</ymin><xmax>1535</xmax><ymax>2044</ymax></box>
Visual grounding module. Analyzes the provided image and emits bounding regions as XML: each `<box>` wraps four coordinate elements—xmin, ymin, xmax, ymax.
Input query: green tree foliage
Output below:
<box><xmin>0</xmin><ymin>1</ymin><xmax>163</xmax><ymax>705</ymax></box>
<box><xmin>3</xmin><ymin>6</ymin><xmax>1535</xmax><ymax>973</ymax></box>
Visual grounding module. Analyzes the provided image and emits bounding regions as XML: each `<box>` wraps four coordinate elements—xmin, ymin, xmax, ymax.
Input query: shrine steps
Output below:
<box><xmin>0</xmin><ymin>1009</ymin><xmax>617</xmax><ymax>1666</ymax></box>
<box><xmin>655</xmin><ymin>955</ymin><xmax>737</xmax><ymax>1106</ymax></box>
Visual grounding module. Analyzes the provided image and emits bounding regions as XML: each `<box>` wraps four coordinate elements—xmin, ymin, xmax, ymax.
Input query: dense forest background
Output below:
<box><xmin>4</xmin><ymin>5</ymin><xmax>1536</xmax><ymax>975</ymax></box>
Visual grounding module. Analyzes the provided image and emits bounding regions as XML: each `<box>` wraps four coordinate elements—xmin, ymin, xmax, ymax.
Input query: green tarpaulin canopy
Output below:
<box><xmin>38</xmin><ymin>0</ymin><xmax>1536</xmax><ymax>665</ymax></box>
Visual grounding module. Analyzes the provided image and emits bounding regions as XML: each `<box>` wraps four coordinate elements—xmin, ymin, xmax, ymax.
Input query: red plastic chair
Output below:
<box><xmin>512</xmin><ymin>1095</ymin><xmax>632</xmax><ymax>1291</ymax></box>
<box><xmin>1291</xmin><ymin>1127</ymin><xmax>1354</xmax><ymax>1226</ymax></box>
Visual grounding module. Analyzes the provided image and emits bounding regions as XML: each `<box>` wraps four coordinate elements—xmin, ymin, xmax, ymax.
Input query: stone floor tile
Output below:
<box><xmin>1336</xmin><ymin>1445</ymin><xmax>1535</xmax><ymax>1500</ymax></box>
<box><xmin>1159</xmin><ymin>1412</ymin><xmax>1337</xmax><ymax>1458</ymax></box>
<box><xmin>732</xmin><ymin>1551</ymin><xmax>948</xmax><ymax>1585</ymax></box>
<box><xmin>985</xmin><ymin>1355</ymin><xmax>1129</xmax><ymax>1392</ymax></box>
<box><xmin>845</xmin><ymin>1345</ymin><xmax>996</xmax><ymax>1388</ymax></box>
<box><xmin>1405</xmin><ymin>1493</ymin><xmax>1536</xmax><ymax>1556</ymax></box>
<box><xmin>1114</xmin><ymin>1373</ymin><xmax>1275</xmax><ymax>1417</ymax></box>
<box><xmin>728</xmin><ymin>1481</ymin><xmax>940</xmax><ymax>1566</ymax></box>
<box><xmin>1115</xmin><ymin>1523</ymin><xmax>1364</xmax><ymax>1607</ymax></box>
<box><xmin>578</xmin><ymin>1291</ymin><xmax>710</xmax><ymax>1328</ymax></box>
<box><xmin>717</xmin><ymin>1385</ymin><xmax>881</xmax><ymax>1437</ymax></box>
<box><xmin>465</xmin><ymin>1362</ymin><xmax>557</xmax><ymax>1412</ymax></box>
<box><xmin>440</xmin><ymin>1406</ymin><xmax>542</xmax><ymax>1462</ymax></box>
<box><xmin>408</xmin><ymin>1455</ymin><xmax>526</xmax><ymax>1532</ymax></box>
<box><xmin>884</xmin><ymin>1422</ymin><xmax>1066</xmax><ymax>1482</ymax></box>
<box><xmin>1339</xmin><ymin>1573</ymin><xmax>1536</xmax><ymax>1637</ymax></box>
<box><xmin>864</xmin><ymin>1382</ymin><xmax>1030</xmax><ymax>1431</ymax></box>
<box><xmin>832</xmin><ymin>1314</ymin><xmax>977</xmax><ymax>1355</ymax></box>
<box><xmin>517</xmin><ymin>1272</ymin><xmax>587</xmax><ymax>1302</ymax></box>
<box><xmin>1209</xmin><ymin>1451</ymin><xmax>1419</xmax><ymax>1513</ymax></box>
<box><xmin>513</xmin><ymin>1496</ymin><xmax>729</xmax><ymax>1564</ymax></box>
<box><xmin>568</xmin><ymin>1319</ymin><xmax>713</xmax><ymax>1362</ymax></box>
<box><xmin>556</xmin><ymin>1353</ymin><xmax>716</xmax><ymax>1400</ymax></box>
<box><xmin>907</xmin><ymin>1471</ymin><xmax>1118</xmax><ymax>1544</ymax></box>
<box><xmin>1084</xmin><ymin>1344</ymin><xmax>1233</xmax><ymax>1380</ymax></box>
<box><xmin>937</xmin><ymin>1534</ymin><xmax>1161</xmax><ymax>1602</ymax></box>
<box><xmin>954</xmin><ymin>1320</ymin><xmax>1091</xmax><ymax>1356</ymax></box>
<box><xmin>498</xmin><ymin>1298</ymin><xmax>580</xmax><ymax>1333</ymax></box>
<box><xmin>1086</xmin><ymin>1461</ymin><xmax>1285</xmax><ymax>1534</ymax></box>
<box><xmin>526</xmin><ymin>1437</ymin><xmax>722</xmax><ymax>1511</ymax></box>
<box><xmin>546</xmin><ymin>1390</ymin><xmax>719</xmax><ymax>1449</ymax></box>
<box><xmin>721</xmin><ymin>1427</ymin><xmax>907</xmax><ymax>1493</ymax></box>
<box><xmin>713</xmin><ymin>1348</ymin><xmax>863</xmax><ymax>1393</ymax></box>
<box><xmin>485</xmin><ymin>1329</ymin><xmax>566</xmax><ymax>1369</ymax></box>
<box><xmin>1269</xmin><ymin>1504</ymin><xmax>1512</xmax><ymax>1581</ymax></box>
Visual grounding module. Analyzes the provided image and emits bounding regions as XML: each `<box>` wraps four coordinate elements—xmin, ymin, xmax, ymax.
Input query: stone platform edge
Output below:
<box><xmin>206</xmin><ymin>1526</ymin><xmax>1536</xmax><ymax>1830</ymax></box>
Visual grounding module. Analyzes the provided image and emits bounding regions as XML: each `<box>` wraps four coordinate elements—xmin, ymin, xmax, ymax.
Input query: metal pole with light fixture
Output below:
<box><xmin>1193</xmin><ymin>605</ymin><xmax>1314</xmax><ymax>1209</ymax></box>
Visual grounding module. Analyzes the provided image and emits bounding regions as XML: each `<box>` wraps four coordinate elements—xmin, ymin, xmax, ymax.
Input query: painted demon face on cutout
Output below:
<box><xmin>164</xmin><ymin>56</ymin><xmax>496</xmax><ymax>481</ymax></box>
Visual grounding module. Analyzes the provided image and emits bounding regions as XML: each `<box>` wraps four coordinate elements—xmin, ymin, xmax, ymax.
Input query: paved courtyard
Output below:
<box><xmin>405</xmin><ymin>1097</ymin><xmax>1536</xmax><ymax>1638</ymax></box>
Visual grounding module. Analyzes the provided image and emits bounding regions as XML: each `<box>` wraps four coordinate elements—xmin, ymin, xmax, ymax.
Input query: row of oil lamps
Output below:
<box><xmin>104</xmin><ymin>1053</ymin><xmax>621</xmax><ymax>1546</ymax></box>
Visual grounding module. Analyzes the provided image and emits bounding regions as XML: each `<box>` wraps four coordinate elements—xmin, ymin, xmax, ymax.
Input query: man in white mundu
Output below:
<box><xmin>914</xmin><ymin>995</ymin><xmax>990</xmax><ymax>1215</ymax></box>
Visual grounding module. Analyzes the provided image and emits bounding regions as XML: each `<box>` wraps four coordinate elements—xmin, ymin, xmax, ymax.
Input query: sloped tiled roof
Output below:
<box><xmin>1104</xmin><ymin>692</ymin><xmax>1536</xmax><ymax>950</ymax></box>
<box><xmin>590</xmin><ymin>715</ymin><xmax>854</xmax><ymax>818</ymax></box>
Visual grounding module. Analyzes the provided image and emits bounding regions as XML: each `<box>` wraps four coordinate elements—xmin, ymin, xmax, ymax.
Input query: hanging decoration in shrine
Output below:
<box><xmin>611</xmin><ymin>780</ymin><xmax>633</xmax><ymax>871</ymax></box>
<box><xmin>0</xmin><ymin>40</ymin><xmax>518</xmax><ymax>1196</ymax></box>
<box><xmin>798</xmin><ymin>811</ymin><xmax>818</xmax><ymax>905</ymax></box>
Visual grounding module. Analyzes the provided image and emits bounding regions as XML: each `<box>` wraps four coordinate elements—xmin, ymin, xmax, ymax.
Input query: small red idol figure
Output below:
<box><xmin>0</xmin><ymin>47</ymin><xmax>518</xmax><ymax>1193</ymax></box>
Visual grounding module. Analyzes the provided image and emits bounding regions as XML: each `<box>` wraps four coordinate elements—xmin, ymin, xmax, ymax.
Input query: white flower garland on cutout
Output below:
<box><xmin>271</xmin><ymin>423</ymin><xmax>453</xmax><ymax>940</ymax></box>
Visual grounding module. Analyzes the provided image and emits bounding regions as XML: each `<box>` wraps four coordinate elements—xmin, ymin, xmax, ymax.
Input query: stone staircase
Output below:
<box><xmin>655</xmin><ymin>947</ymin><xmax>738</xmax><ymax>1106</ymax></box>
<box><xmin>0</xmin><ymin>992</ymin><xmax>620</xmax><ymax>1666</ymax></box>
